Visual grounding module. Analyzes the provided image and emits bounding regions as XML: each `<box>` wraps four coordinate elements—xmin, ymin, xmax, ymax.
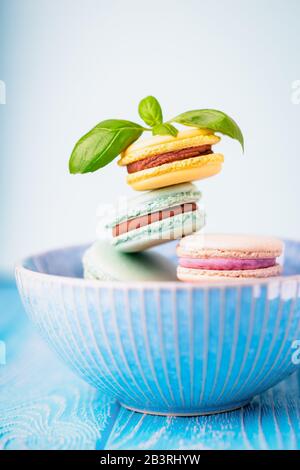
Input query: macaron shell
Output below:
<box><xmin>84</xmin><ymin>265</ymin><xmax>115</xmax><ymax>281</ymax></box>
<box><xmin>177</xmin><ymin>264</ymin><xmax>282</xmax><ymax>281</ymax></box>
<box><xmin>177</xmin><ymin>233</ymin><xmax>284</xmax><ymax>259</ymax></box>
<box><xmin>112</xmin><ymin>210</ymin><xmax>205</xmax><ymax>253</ymax></box>
<box><xmin>103</xmin><ymin>182</ymin><xmax>201</xmax><ymax>228</ymax></box>
<box><xmin>119</xmin><ymin>128</ymin><xmax>219</xmax><ymax>165</ymax></box>
<box><xmin>113</xmin><ymin>234</ymin><xmax>171</xmax><ymax>253</ymax></box>
<box><xmin>83</xmin><ymin>240</ymin><xmax>177</xmax><ymax>281</ymax></box>
<box><xmin>127</xmin><ymin>155</ymin><xmax>223</xmax><ymax>191</ymax></box>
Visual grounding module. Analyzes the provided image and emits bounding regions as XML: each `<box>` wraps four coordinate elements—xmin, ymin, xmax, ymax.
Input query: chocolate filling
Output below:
<box><xmin>113</xmin><ymin>203</ymin><xmax>197</xmax><ymax>237</ymax></box>
<box><xmin>127</xmin><ymin>145</ymin><xmax>213</xmax><ymax>174</ymax></box>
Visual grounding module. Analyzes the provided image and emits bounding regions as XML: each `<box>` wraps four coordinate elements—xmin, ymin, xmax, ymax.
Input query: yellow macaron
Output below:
<box><xmin>118</xmin><ymin>128</ymin><xmax>224</xmax><ymax>191</ymax></box>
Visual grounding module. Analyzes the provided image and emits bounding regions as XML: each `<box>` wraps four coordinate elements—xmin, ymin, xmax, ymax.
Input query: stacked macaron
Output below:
<box><xmin>72</xmin><ymin>98</ymin><xmax>283</xmax><ymax>283</ymax></box>
<box><xmin>118</xmin><ymin>128</ymin><xmax>224</xmax><ymax>191</ymax></box>
<box><xmin>102</xmin><ymin>182</ymin><xmax>205</xmax><ymax>253</ymax></box>
<box><xmin>83</xmin><ymin>130</ymin><xmax>284</xmax><ymax>282</ymax></box>
<box><xmin>95</xmin><ymin>129</ymin><xmax>222</xmax><ymax>255</ymax></box>
<box><xmin>83</xmin><ymin>240</ymin><xmax>177</xmax><ymax>282</ymax></box>
<box><xmin>83</xmin><ymin>129</ymin><xmax>221</xmax><ymax>276</ymax></box>
<box><xmin>177</xmin><ymin>234</ymin><xmax>283</xmax><ymax>281</ymax></box>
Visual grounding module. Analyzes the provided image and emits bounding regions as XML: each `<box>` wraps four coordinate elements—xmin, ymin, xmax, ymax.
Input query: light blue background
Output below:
<box><xmin>0</xmin><ymin>0</ymin><xmax>300</xmax><ymax>274</ymax></box>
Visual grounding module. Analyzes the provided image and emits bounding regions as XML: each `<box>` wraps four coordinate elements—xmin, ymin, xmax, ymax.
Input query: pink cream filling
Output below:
<box><xmin>179</xmin><ymin>257</ymin><xmax>277</xmax><ymax>271</ymax></box>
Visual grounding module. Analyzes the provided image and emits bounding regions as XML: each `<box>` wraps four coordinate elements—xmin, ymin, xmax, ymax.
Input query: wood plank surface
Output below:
<box><xmin>106</xmin><ymin>375</ymin><xmax>300</xmax><ymax>450</ymax></box>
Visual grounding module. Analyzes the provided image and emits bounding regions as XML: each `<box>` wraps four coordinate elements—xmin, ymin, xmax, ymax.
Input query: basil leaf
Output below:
<box><xmin>138</xmin><ymin>96</ymin><xmax>163</xmax><ymax>127</ymax></box>
<box><xmin>152</xmin><ymin>123</ymin><xmax>178</xmax><ymax>137</ymax></box>
<box><xmin>172</xmin><ymin>109</ymin><xmax>244</xmax><ymax>150</ymax></box>
<box><xmin>69</xmin><ymin>120</ymin><xmax>144</xmax><ymax>174</ymax></box>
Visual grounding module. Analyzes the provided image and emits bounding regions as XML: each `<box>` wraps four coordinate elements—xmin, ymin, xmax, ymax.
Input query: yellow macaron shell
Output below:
<box><xmin>127</xmin><ymin>154</ymin><xmax>224</xmax><ymax>191</ymax></box>
<box><xmin>119</xmin><ymin>128</ymin><xmax>220</xmax><ymax>166</ymax></box>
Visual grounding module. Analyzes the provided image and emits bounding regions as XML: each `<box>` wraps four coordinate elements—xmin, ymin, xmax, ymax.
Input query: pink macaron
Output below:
<box><xmin>177</xmin><ymin>234</ymin><xmax>284</xmax><ymax>282</ymax></box>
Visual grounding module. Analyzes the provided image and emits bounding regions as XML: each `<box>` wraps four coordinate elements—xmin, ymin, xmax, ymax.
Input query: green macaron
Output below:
<box><xmin>102</xmin><ymin>182</ymin><xmax>205</xmax><ymax>253</ymax></box>
<box><xmin>83</xmin><ymin>240</ymin><xmax>177</xmax><ymax>281</ymax></box>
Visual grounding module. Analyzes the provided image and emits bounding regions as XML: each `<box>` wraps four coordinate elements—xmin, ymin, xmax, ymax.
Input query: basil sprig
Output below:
<box><xmin>138</xmin><ymin>96</ymin><xmax>179</xmax><ymax>137</ymax></box>
<box><xmin>69</xmin><ymin>96</ymin><xmax>244</xmax><ymax>174</ymax></box>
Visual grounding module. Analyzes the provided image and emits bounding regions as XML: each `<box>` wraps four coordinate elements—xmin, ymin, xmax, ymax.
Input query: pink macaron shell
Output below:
<box><xmin>179</xmin><ymin>257</ymin><xmax>277</xmax><ymax>271</ymax></box>
<box><xmin>177</xmin><ymin>264</ymin><xmax>282</xmax><ymax>282</ymax></box>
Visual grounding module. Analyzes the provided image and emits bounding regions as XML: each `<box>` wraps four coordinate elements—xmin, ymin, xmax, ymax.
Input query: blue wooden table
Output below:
<box><xmin>1</xmin><ymin>280</ymin><xmax>300</xmax><ymax>450</ymax></box>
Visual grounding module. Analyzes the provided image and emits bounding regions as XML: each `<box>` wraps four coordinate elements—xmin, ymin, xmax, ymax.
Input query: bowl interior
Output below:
<box><xmin>22</xmin><ymin>239</ymin><xmax>300</xmax><ymax>280</ymax></box>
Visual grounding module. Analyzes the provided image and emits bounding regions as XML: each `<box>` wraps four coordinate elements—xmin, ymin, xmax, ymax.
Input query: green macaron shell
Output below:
<box><xmin>104</xmin><ymin>182</ymin><xmax>201</xmax><ymax>229</ymax></box>
<box><xmin>83</xmin><ymin>240</ymin><xmax>177</xmax><ymax>281</ymax></box>
<box><xmin>112</xmin><ymin>210</ymin><xmax>205</xmax><ymax>253</ymax></box>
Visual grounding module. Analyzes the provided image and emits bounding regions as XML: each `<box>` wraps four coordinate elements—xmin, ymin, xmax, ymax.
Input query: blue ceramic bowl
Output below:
<box><xmin>15</xmin><ymin>240</ymin><xmax>300</xmax><ymax>416</ymax></box>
